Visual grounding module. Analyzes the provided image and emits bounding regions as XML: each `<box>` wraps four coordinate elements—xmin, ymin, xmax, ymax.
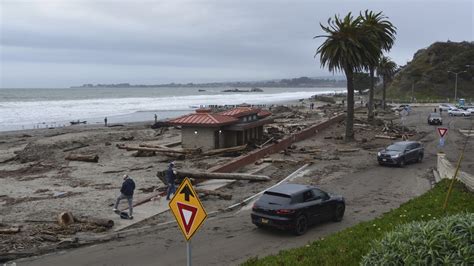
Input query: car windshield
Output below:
<box><xmin>386</xmin><ymin>144</ymin><xmax>405</xmax><ymax>151</ymax></box>
<box><xmin>430</xmin><ymin>113</ymin><xmax>440</xmax><ymax>117</ymax></box>
<box><xmin>260</xmin><ymin>191</ymin><xmax>292</xmax><ymax>205</ymax></box>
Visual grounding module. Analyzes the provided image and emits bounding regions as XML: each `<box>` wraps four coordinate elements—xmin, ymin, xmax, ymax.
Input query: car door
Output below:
<box><xmin>301</xmin><ymin>190</ymin><xmax>325</xmax><ymax>224</ymax></box>
<box><xmin>404</xmin><ymin>144</ymin><xmax>415</xmax><ymax>162</ymax></box>
<box><xmin>407</xmin><ymin>143</ymin><xmax>420</xmax><ymax>162</ymax></box>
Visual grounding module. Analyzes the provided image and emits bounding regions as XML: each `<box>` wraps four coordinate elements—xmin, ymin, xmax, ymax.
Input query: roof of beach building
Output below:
<box><xmin>167</xmin><ymin>108</ymin><xmax>238</xmax><ymax>127</ymax></box>
<box><xmin>218</xmin><ymin>106</ymin><xmax>272</xmax><ymax>118</ymax></box>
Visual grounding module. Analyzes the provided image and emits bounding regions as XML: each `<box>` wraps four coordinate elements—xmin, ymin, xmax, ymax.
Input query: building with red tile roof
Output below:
<box><xmin>167</xmin><ymin>106</ymin><xmax>273</xmax><ymax>151</ymax></box>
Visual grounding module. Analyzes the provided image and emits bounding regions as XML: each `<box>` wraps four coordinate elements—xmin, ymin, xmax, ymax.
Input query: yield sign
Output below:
<box><xmin>437</xmin><ymin>127</ymin><xmax>448</xmax><ymax>138</ymax></box>
<box><xmin>169</xmin><ymin>178</ymin><xmax>207</xmax><ymax>241</ymax></box>
<box><xmin>177</xmin><ymin>202</ymin><xmax>197</xmax><ymax>234</ymax></box>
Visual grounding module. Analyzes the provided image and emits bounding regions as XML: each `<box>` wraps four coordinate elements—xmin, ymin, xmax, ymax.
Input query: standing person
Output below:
<box><xmin>104</xmin><ymin>117</ymin><xmax>108</xmax><ymax>127</ymax></box>
<box><xmin>440</xmin><ymin>108</ymin><xmax>443</xmax><ymax>115</ymax></box>
<box><xmin>154</xmin><ymin>114</ymin><xmax>158</xmax><ymax>123</ymax></box>
<box><xmin>165</xmin><ymin>161</ymin><xmax>177</xmax><ymax>200</ymax></box>
<box><xmin>434</xmin><ymin>107</ymin><xmax>437</xmax><ymax>113</ymax></box>
<box><xmin>113</xmin><ymin>174</ymin><xmax>135</xmax><ymax>219</ymax></box>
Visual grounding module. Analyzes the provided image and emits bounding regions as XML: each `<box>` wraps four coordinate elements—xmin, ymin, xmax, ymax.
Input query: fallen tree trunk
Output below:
<box><xmin>181</xmin><ymin>170</ymin><xmax>270</xmax><ymax>181</ymax></box>
<box><xmin>65</xmin><ymin>154</ymin><xmax>99</xmax><ymax>163</ymax></box>
<box><xmin>158</xmin><ymin>169</ymin><xmax>271</xmax><ymax>182</ymax></box>
<box><xmin>375</xmin><ymin>135</ymin><xmax>396</xmax><ymax>140</ymax></box>
<box><xmin>62</xmin><ymin>144</ymin><xmax>89</xmax><ymax>152</ymax></box>
<box><xmin>74</xmin><ymin>217</ymin><xmax>114</xmax><ymax>228</ymax></box>
<box><xmin>336</xmin><ymin>148</ymin><xmax>360</xmax><ymax>152</ymax></box>
<box><xmin>139</xmin><ymin>143</ymin><xmax>200</xmax><ymax>154</ymax></box>
<box><xmin>0</xmin><ymin>227</ymin><xmax>21</xmax><ymax>234</ymax></box>
<box><xmin>201</xmin><ymin>144</ymin><xmax>247</xmax><ymax>156</ymax></box>
<box><xmin>195</xmin><ymin>189</ymin><xmax>232</xmax><ymax>200</ymax></box>
<box><xmin>118</xmin><ymin>144</ymin><xmax>188</xmax><ymax>154</ymax></box>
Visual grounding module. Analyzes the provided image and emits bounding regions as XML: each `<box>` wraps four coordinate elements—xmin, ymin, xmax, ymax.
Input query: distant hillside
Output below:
<box><xmin>387</xmin><ymin>41</ymin><xmax>474</xmax><ymax>101</ymax></box>
<box><xmin>71</xmin><ymin>76</ymin><xmax>346</xmax><ymax>89</ymax></box>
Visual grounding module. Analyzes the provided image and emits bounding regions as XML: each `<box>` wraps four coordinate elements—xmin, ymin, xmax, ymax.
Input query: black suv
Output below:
<box><xmin>427</xmin><ymin>113</ymin><xmax>442</xmax><ymax>125</ymax></box>
<box><xmin>377</xmin><ymin>141</ymin><xmax>424</xmax><ymax>167</ymax></box>
<box><xmin>251</xmin><ymin>184</ymin><xmax>345</xmax><ymax>235</ymax></box>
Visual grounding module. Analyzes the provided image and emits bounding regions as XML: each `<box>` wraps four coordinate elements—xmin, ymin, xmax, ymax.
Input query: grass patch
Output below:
<box><xmin>242</xmin><ymin>180</ymin><xmax>474</xmax><ymax>266</ymax></box>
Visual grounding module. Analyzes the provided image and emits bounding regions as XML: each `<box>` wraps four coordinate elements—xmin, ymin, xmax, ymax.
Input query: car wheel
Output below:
<box><xmin>293</xmin><ymin>215</ymin><xmax>308</xmax><ymax>236</ymax></box>
<box><xmin>398</xmin><ymin>158</ymin><xmax>406</xmax><ymax>168</ymax></box>
<box><xmin>417</xmin><ymin>154</ymin><xmax>423</xmax><ymax>163</ymax></box>
<box><xmin>333</xmin><ymin>204</ymin><xmax>345</xmax><ymax>222</ymax></box>
<box><xmin>378</xmin><ymin>161</ymin><xmax>384</xmax><ymax>166</ymax></box>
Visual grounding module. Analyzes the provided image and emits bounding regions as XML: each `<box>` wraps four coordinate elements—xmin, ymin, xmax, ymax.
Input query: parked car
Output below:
<box><xmin>427</xmin><ymin>112</ymin><xmax>442</xmax><ymax>125</ymax></box>
<box><xmin>448</xmin><ymin>108</ymin><xmax>471</xmax><ymax>116</ymax></box>
<box><xmin>251</xmin><ymin>184</ymin><xmax>345</xmax><ymax>235</ymax></box>
<box><xmin>391</xmin><ymin>104</ymin><xmax>411</xmax><ymax>112</ymax></box>
<box><xmin>377</xmin><ymin>141</ymin><xmax>424</xmax><ymax>167</ymax></box>
<box><xmin>439</xmin><ymin>103</ymin><xmax>455</xmax><ymax>111</ymax></box>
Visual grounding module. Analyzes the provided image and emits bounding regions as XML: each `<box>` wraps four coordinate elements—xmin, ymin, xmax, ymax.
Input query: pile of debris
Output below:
<box><xmin>0</xmin><ymin>212</ymin><xmax>113</xmax><ymax>262</ymax></box>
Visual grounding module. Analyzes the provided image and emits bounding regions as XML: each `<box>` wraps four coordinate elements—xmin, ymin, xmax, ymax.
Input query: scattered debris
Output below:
<box><xmin>57</xmin><ymin>212</ymin><xmax>75</xmax><ymax>227</ymax></box>
<box><xmin>65</xmin><ymin>154</ymin><xmax>99</xmax><ymax>163</ymax></box>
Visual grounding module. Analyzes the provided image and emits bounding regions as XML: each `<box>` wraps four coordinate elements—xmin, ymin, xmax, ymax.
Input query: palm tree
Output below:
<box><xmin>315</xmin><ymin>13</ymin><xmax>381</xmax><ymax>141</ymax></box>
<box><xmin>360</xmin><ymin>10</ymin><xmax>397</xmax><ymax>121</ymax></box>
<box><xmin>377</xmin><ymin>56</ymin><xmax>398</xmax><ymax>109</ymax></box>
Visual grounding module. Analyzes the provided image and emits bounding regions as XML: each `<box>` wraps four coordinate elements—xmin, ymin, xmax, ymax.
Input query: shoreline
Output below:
<box><xmin>0</xmin><ymin>88</ymin><xmax>347</xmax><ymax>133</ymax></box>
<box><xmin>0</xmin><ymin>96</ymin><xmax>322</xmax><ymax>135</ymax></box>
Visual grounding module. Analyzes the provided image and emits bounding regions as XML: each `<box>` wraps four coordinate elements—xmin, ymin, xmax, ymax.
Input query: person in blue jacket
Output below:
<box><xmin>166</xmin><ymin>162</ymin><xmax>177</xmax><ymax>200</ymax></box>
<box><xmin>113</xmin><ymin>174</ymin><xmax>135</xmax><ymax>219</ymax></box>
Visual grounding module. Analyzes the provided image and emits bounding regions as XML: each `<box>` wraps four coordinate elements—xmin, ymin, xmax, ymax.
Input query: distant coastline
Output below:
<box><xmin>70</xmin><ymin>76</ymin><xmax>346</xmax><ymax>89</ymax></box>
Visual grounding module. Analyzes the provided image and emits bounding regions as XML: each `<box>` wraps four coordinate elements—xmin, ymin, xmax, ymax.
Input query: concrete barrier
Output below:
<box><xmin>209</xmin><ymin>113</ymin><xmax>345</xmax><ymax>173</ymax></box>
<box><xmin>437</xmin><ymin>153</ymin><xmax>474</xmax><ymax>191</ymax></box>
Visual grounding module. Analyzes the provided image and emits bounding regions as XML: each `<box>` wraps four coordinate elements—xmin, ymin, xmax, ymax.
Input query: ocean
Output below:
<box><xmin>0</xmin><ymin>87</ymin><xmax>345</xmax><ymax>132</ymax></box>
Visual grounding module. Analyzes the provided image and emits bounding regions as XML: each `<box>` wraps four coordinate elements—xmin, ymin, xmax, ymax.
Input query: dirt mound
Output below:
<box><xmin>14</xmin><ymin>142</ymin><xmax>67</xmax><ymax>163</ymax></box>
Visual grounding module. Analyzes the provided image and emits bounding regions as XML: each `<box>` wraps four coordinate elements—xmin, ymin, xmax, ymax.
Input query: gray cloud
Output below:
<box><xmin>1</xmin><ymin>0</ymin><xmax>472</xmax><ymax>87</ymax></box>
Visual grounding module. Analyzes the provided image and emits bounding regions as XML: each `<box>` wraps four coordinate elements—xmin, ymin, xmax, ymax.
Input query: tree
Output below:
<box><xmin>315</xmin><ymin>13</ymin><xmax>381</xmax><ymax>141</ymax></box>
<box><xmin>360</xmin><ymin>10</ymin><xmax>397</xmax><ymax>121</ymax></box>
<box><xmin>354</xmin><ymin>72</ymin><xmax>378</xmax><ymax>95</ymax></box>
<box><xmin>377</xmin><ymin>56</ymin><xmax>398</xmax><ymax>109</ymax></box>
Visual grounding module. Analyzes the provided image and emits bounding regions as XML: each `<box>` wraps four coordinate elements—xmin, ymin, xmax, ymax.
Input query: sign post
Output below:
<box><xmin>169</xmin><ymin>178</ymin><xmax>208</xmax><ymax>266</ymax></box>
<box><xmin>437</xmin><ymin>127</ymin><xmax>448</xmax><ymax>148</ymax></box>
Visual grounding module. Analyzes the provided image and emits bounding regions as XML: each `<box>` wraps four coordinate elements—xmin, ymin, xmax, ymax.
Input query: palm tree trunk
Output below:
<box><xmin>382</xmin><ymin>76</ymin><xmax>387</xmax><ymax>110</ymax></box>
<box><xmin>345</xmin><ymin>70</ymin><xmax>355</xmax><ymax>141</ymax></box>
<box><xmin>368</xmin><ymin>67</ymin><xmax>375</xmax><ymax>122</ymax></box>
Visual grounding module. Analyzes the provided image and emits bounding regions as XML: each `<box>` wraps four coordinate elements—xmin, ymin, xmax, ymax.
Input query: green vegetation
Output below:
<box><xmin>243</xmin><ymin>180</ymin><xmax>474</xmax><ymax>266</ymax></box>
<box><xmin>387</xmin><ymin>41</ymin><xmax>474</xmax><ymax>101</ymax></box>
<box><xmin>361</xmin><ymin>213</ymin><xmax>473</xmax><ymax>265</ymax></box>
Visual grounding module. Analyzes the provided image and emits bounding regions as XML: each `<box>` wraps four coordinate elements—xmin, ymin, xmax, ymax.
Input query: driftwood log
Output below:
<box><xmin>375</xmin><ymin>135</ymin><xmax>397</xmax><ymax>140</ymax></box>
<box><xmin>62</xmin><ymin>144</ymin><xmax>89</xmax><ymax>152</ymax></box>
<box><xmin>117</xmin><ymin>145</ymin><xmax>185</xmax><ymax>159</ymax></box>
<box><xmin>57</xmin><ymin>212</ymin><xmax>75</xmax><ymax>226</ymax></box>
<box><xmin>201</xmin><ymin>144</ymin><xmax>247</xmax><ymax>156</ymax></box>
<box><xmin>65</xmin><ymin>154</ymin><xmax>99</xmax><ymax>163</ymax></box>
<box><xmin>74</xmin><ymin>217</ymin><xmax>114</xmax><ymax>228</ymax></box>
<box><xmin>0</xmin><ymin>227</ymin><xmax>21</xmax><ymax>234</ymax></box>
<box><xmin>196</xmin><ymin>189</ymin><xmax>232</xmax><ymax>200</ymax></box>
<box><xmin>139</xmin><ymin>143</ymin><xmax>201</xmax><ymax>154</ymax></box>
<box><xmin>157</xmin><ymin>169</ymin><xmax>271</xmax><ymax>183</ymax></box>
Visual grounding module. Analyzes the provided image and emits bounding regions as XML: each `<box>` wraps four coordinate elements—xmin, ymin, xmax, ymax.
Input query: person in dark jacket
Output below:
<box><xmin>165</xmin><ymin>162</ymin><xmax>177</xmax><ymax>200</ymax></box>
<box><xmin>113</xmin><ymin>174</ymin><xmax>135</xmax><ymax>218</ymax></box>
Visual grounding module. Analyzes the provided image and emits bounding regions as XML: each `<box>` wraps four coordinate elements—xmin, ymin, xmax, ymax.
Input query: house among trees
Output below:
<box><xmin>167</xmin><ymin>104</ymin><xmax>272</xmax><ymax>151</ymax></box>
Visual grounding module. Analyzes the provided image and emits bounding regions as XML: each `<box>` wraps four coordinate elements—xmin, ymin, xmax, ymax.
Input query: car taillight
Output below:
<box><xmin>276</xmin><ymin>209</ymin><xmax>295</xmax><ymax>214</ymax></box>
<box><xmin>252</xmin><ymin>202</ymin><xmax>257</xmax><ymax>210</ymax></box>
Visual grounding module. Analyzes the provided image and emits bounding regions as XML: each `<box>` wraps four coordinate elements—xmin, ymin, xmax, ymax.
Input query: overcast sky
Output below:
<box><xmin>1</xmin><ymin>0</ymin><xmax>472</xmax><ymax>88</ymax></box>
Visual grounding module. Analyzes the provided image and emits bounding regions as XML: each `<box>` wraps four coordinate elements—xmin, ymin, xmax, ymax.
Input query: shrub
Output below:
<box><xmin>361</xmin><ymin>213</ymin><xmax>474</xmax><ymax>265</ymax></box>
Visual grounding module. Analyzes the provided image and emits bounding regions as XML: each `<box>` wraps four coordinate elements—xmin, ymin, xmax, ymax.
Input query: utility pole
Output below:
<box><xmin>447</xmin><ymin>70</ymin><xmax>467</xmax><ymax>102</ymax></box>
